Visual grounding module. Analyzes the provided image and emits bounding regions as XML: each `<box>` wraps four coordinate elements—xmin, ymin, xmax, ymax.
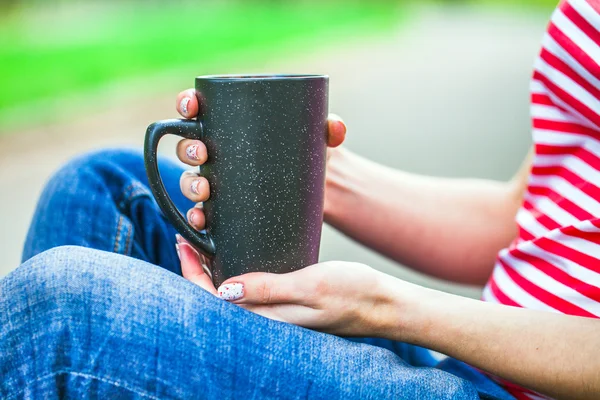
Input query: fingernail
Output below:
<box><xmin>187</xmin><ymin>209</ymin><xmax>197</xmax><ymax>225</ymax></box>
<box><xmin>190</xmin><ymin>179</ymin><xmax>201</xmax><ymax>195</ymax></box>
<box><xmin>217</xmin><ymin>283</ymin><xmax>244</xmax><ymax>301</ymax></box>
<box><xmin>186</xmin><ymin>144</ymin><xmax>200</xmax><ymax>160</ymax></box>
<box><xmin>175</xmin><ymin>234</ymin><xmax>184</xmax><ymax>244</ymax></box>
<box><xmin>180</xmin><ymin>97</ymin><xmax>191</xmax><ymax>116</ymax></box>
<box><xmin>202</xmin><ymin>264</ymin><xmax>213</xmax><ymax>279</ymax></box>
<box><xmin>175</xmin><ymin>243</ymin><xmax>181</xmax><ymax>260</ymax></box>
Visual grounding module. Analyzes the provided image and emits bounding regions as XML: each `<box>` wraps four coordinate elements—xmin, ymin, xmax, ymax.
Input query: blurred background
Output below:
<box><xmin>0</xmin><ymin>0</ymin><xmax>556</xmax><ymax>297</ymax></box>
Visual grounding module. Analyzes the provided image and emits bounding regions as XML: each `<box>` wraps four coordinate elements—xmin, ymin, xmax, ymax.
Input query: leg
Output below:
<box><xmin>22</xmin><ymin>149</ymin><xmax>192</xmax><ymax>275</ymax></box>
<box><xmin>351</xmin><ymin>338</ymin><xmax>513</xmax><ymax>400</ymax></box>
<box><xmin>19</xmin><ymin>150</ymin><xmax>510</xmax><ymax>398</ymax></box>
<box><xmin>1</xmin><ymin>246</ymin><xmax>481</xmax><ymax>400</ymax></box>
<box><xmin>350</xmin><ymin>337</ymin><xmax>442</xmax><ymax>367</ymax></box>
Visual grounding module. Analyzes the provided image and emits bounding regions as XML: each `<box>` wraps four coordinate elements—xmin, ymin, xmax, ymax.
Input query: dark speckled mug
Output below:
<box><xmin>144</xmin><ymin>74</ymin><xmax>329</xmax><ymax>286</ymax></box>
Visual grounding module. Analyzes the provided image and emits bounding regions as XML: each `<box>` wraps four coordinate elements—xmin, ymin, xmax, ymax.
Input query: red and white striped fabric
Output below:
<box><xmin>481</xmin><ymin>1</ymin><xmax>600</xmax><ymax>398</ymax></box>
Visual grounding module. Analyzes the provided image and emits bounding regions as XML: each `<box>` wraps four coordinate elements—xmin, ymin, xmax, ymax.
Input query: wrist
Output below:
<box><xmin>323</xmin><ymin>147</ymin><xmax>362</xmax><ymax>224</ymax></box>
<box><xmin>370</xmin><ymin>273</ymin><xmax>447</xmax><ymax>343</ymax></box>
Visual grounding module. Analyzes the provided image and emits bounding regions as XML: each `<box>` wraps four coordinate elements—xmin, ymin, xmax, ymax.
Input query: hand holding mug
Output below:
<box><xmin>172</xmin><ymin>87</ymin><xmax>347</xmax><ymax>233</ymax></box>
<box><xmin>144</xmin><ymin>75</ymin><xmax>344</xmax><ymax>285</ymax></box>
<box><xmin>176</xmin><ymin>234</ymin><xmax>395</xmax><ymax>338</ymax></box>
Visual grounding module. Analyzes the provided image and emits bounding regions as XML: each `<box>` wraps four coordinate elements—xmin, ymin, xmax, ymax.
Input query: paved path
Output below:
<box><xmin>0</xmin><ymin>6</ymin><xmax>547</xmax><ymax>297</ymax></box>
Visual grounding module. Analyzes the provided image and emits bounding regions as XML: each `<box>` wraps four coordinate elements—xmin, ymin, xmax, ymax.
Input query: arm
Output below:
<box><xmin>173</xmin><ymin>116</ymin><xmax>594</xmax><ymax>398</ymax></box>
<box><xmin>380</xmin><ymin>278</ymin><xmax>600</xmax><ymax>400</ymax></box>
<box><xmin>324</xmin><ymin>147</ymin><xmax>532</xmax><ymax>285</ymax></box>
<box><xmin>181</xmin><ymin>256</ymin><xmax>600</xmax><ymax>399</ymax></box>
<box><xmin>185</xmin><ymin>259</ymin><xmax>600</xmax><ymax>400</ymax></box>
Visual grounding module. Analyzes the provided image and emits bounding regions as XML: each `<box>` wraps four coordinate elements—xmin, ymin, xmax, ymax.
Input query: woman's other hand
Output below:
<box><xmin>177</xmin><ymin>234</ymin><xmax>403</xmax><ymax>337</ymax></box>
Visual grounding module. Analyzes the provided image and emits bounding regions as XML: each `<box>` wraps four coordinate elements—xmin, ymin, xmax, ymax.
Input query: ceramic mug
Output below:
<box><xmin>144</xmin><ymin>74</ymin><xmax>329</xmax><ymax>286</ymax></box>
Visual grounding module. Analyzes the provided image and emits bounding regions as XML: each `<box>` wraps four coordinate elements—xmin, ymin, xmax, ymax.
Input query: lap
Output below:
<box><xmin>1</xmin><ymin>246</ymin><xmax>480</xmax><ymax>400</ymax></box>
<box><xmin>11</xmin><ymin>148</ymin><xmax>511</xmax><ymax>399</ymax></box>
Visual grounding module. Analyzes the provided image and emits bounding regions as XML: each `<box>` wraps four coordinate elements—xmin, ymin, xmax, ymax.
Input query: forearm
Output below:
<box><xmin>324</xmin><ymin>148</ymin><xmax>522</xmax><ymax>285</ymax></box>
<box><xmin>379</xmin><ymin>277</ymin><xmax>600</xmax><ymax>399</ymax></box>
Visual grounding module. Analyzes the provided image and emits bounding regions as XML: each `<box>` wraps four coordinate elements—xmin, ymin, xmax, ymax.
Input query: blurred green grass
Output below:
<box><xmin>0</xmin><ymin>0</ymin><xmax>557</xmax><ymax>131</ymax></box>
<box><xmin>474</xmin><ymin>0</ymin><xmax>557</xmax><ymax>8</ymax></box>
<box><xmin>0</xmin><ymin>1</ymin><xmax>401</xmax><ymax>121</ymax></box>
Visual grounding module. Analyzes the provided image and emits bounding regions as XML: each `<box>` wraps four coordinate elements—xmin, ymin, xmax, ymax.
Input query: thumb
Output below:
<box><xmin>217</xmin><ymin>271</ymin><xmax>303</xmax><ymax>305</ymax></box>
<box><xmin>327</xmin><ymin>113</ymin><xmax>346</xmax><ymax>148</ymax></box>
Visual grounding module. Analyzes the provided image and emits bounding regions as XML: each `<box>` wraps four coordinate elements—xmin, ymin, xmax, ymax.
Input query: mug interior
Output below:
<box><xmin>196</xmin><ymin>74</ymin><xmax>327</xmax><ymax>81</ymax></box>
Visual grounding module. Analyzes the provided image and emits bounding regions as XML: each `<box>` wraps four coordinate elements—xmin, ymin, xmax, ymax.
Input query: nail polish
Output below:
<box><xmin>186</xmin><ymin>144</ymin><xmax>199</xmax><ymax>160</ymax></box>
<box><xmin>191</xmin><ymin>180</ymin><xmax>201</xmax><ymax>195</ymax></box>
<box><xmin>187</xmin><ymin>209</ymin><xmax>197</xmax><ymax>225</ymax></box>
<box><xmin>217</xmin><ymin>283</ymin><xmax>244</xmax><ymax>301</ymax></box>
<box><xmin>175</xmin><ymin>243</ymin><xmax>181</xmax><ymax>260</ymax></box>
<box><xmin>180</xmin><ymin>97</ymin><xmax>191</xmax><ymax>115</ymax></box>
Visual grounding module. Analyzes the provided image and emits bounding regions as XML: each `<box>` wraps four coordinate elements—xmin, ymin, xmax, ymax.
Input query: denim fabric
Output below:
<box><xmin>22</xmin><ymin>149</ymin><xmax>191</xmax><ymax>275</ymax></box>
<box><xmin>0</xmin><ymin>149</ymin><xmax>514</xmax><ymax>399</ymax></box>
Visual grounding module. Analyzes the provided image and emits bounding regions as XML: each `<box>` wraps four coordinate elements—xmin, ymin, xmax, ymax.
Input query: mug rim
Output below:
<box><xmin>196</xmin><ymin>74</ymin><xmax>328</xmax><ymax>82</ymax></box>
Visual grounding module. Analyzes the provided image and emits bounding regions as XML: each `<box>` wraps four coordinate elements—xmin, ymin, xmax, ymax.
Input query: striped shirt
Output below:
<box><xmin>481</xmin><ymin>1</ymin><xmax>600</xmax><ymax>398</ymax></box>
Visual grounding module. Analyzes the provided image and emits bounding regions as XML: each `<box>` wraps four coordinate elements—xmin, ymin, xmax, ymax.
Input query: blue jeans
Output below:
<box><xmin>0</xmin><ymin>149</ymin><xmax>513</xmax><ymax>399</ymax></box>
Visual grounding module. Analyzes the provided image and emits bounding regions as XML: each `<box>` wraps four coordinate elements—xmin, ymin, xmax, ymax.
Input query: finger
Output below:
<box><xmin>216</xmin><ymin>271</ymin><xmax>305</xmax><ymax>305</ymax></box>
<box><xmin>242</xmin><ymin>303</ymin><xmax>307</xmax><ymax>324</ymax></box>
<box><xmin>186</xmin><ymin>206</ymin><xmax>206</xmax><ymax>230</ymax></box>
<box><xmin>176</xmin><ymin>139</ymin><xmax>208</xmax><ymax>166</ymax></box>
<box><xmin>180</xmin><ymin>171</ymin><xmax>210</xmax><ymax>202</ymax></box>
<box><xmin>176</xmin><ymin>235</ymin><xmax>217</xmax><ymax>294</ymax></box>
<box><xmin>327</xmin><ymin>113</ymin><xmax>346</xmax><ymax>148</ymax></box>
<box><xmin>197</xmin><ymin>252</ymin><xmax>213</xmax><ymax>277</ymax></box>
<box><xmin>176</xmin><ymin>89</ymin><xmax>199</xmax><ymax>118</ymax></box>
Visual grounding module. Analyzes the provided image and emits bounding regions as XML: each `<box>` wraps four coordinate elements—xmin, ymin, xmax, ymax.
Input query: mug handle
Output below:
<box><xmin>144</xmin><ymin>118</ymin><xmax>216</xmax><ymax>257</ymax></box>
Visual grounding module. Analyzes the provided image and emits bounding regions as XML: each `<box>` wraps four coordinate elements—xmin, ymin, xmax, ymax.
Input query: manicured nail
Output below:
<box><xmin>186</xmin><ymin>144</ymin><xmax>200</xmax><ymax>160</ymax></box>
<box><xmin>180</xmin><ymin>97</ymin><xmax>191</xmax><ymax>116</ymax></box>
<box><xmin>175</xmin><ymin>234</ymin><xmax>184</xmax><ymax>244</ymax></box>
<box><xmin>175</xmin><ymin>243</ymin><xmax>181</xmax><ymax>260</ymax></box>
<box><xmin>202</xmin><ymin>264</ymin><xmax>213</xmax><ymax>278</ymax></box>
<box><xmin>187</xmin><ymin>209</ymin><xmax>197</xmax><ymax>225</ymax></box>
<box><xmin>178</xmin><ymin>238</ymin><xmax>201</xmax><ymax>258</ymax></box>
<box><xmin>190</xmin><ymin>179</ymin><xmax>201</xmax><ymax>195</ymax></box>
<box><xmin>217</xmin><ymin>283</ymin><xmax>244</xmax><ymax>301</ymax></box>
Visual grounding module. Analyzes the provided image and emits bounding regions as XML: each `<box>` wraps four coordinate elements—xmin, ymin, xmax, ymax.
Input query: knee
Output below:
<box><xmin>5</xmin><ymin>247</ymin><xmax>107</xmax><ymax>352</ymax></box>
<box><xmin>13</xmin><ymin>246</ymin><xmax>117</xmax><ymax>300</ymax></box>
<box><xmin>3</xmin><ymin>246</ymin><xmax>182</xmax><ymax>382</ymax></box>
<box><xmin>77</xmin><ymin>148</ymin><xmax>145</xmax><ymax>173</ymax></box>
<box><xmin>11</xmin><ymin>246</ymin><xmax>166</xmax><ymax>321</ymax></box>
<box><xmin>44</xmin><ymin>149</ymin><xmax>144</xmax><ymax>193</ymax></box>
<box><xmin>69</xmin><ymin>148</ymin><xmax>144</xmax><ymax>170</ymax></box>
<box><xmin>23</xmin><ymin>150</ymin><xmax>152</xmax><ymax>262</ymax></box>
<box><xmin>10</xmin><ymin>245</ymin><xmax>218</xmax><ymax>332</ymax></box>
<box><xmin>35</xmin><ymin>149</ymin><xmax>149</xmax><ymax>220</ymax></box>
<box><xmin>15</xmin><ymin>245</ymin><xmax>196</xmax><ymax>309</ymax></box>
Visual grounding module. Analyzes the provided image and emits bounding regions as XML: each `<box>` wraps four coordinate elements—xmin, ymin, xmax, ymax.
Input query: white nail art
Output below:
<box><xmin>217</xmin><ymin>283</ymin><xmax>244</xmax><ymax>301</ymax></box>
<box><xmin>187</xmin><ymin>208</ymin><xmax>197</xmax><ymax>225</ymax></box>
<box><xmin>190</xmin><ymin>179</ymin><xmax>201</xmax><ymax>194</ymax></box>
<box><xmin>180</xmin><ymin>97</ymin><xmax>191</xmax><ymax>115</ymax></box>
<box><xmin>186</xmin><ymin>144</ymin><xmax>199</xmax><ymax>160</ymax></box>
